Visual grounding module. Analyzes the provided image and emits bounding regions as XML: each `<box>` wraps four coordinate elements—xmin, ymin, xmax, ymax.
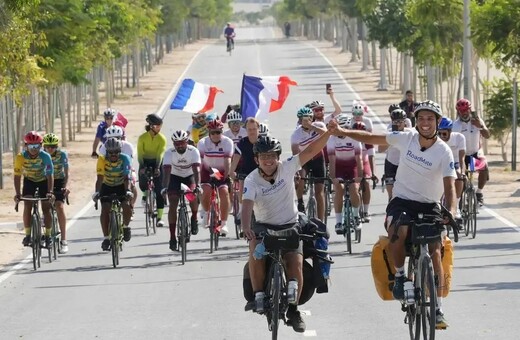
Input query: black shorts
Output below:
<box><xmin>168</xmin><ymin>174</ymin><xmax>195</xmax><ymax>194</ymax></box>
<box><xmin>22</xmin><ymin>178</ymin><xmax>48</xmax><ymax>197</ymax></box>
<box><xmin>385</xmin><ymin>197</ymin><xmax>444</xmax><ymax>232</ymax></box>
<box><xmin>99</xmin><ymin>183</ymin><xmax>127</xmax><ymax>203</ymax></box>
<box><xmin>53</xmin><ymin>178</ymin><xmax>66</xmax><ymax>202</ymax></box>
<box><xmin>384</xmin><ymin>159</ymin><xmax>398</xmax><ymax>185</ymax></box>
<box><xmin>302</xmin><ymin>156</ymin><xmax>326</xmax><ymax>183</ymax></box>
<box><xmin>253</xmin><ymin>222</ymin><xmax>303</xmax><ymax>255</ymax></box>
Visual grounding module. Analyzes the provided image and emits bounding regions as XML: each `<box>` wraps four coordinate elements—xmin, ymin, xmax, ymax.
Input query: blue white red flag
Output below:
<box><xmin>170</xmin><ymin>79</ymin><xmax>223</xmax><ymax>113</ymax></box>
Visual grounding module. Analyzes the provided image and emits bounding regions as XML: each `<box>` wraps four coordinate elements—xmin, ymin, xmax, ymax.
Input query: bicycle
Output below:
<box><xmin>300</xmin><ymin>172</ymin><xmax>330</xmax><ymax>222</ymax></box>
<box><xmin>337</xmin><ymin>179</ymin><xmax>361</xmax><ymax>254</ymax></box>
<box><xmin>49</xmin><ymin>203</ymin><xmax>60</xmax><ymax>261</ymax></box>
<box><xmin>208</xmin><ymin>177</ymin><xmax>222</xmax><ymax>253</ymax></box>
<box><xmin>325</xmin><ymin>166</ymin><xmax>333</xmax><ymax>219</ymax></box>
<box><xmin>95</xmin><ymin>194</ymin><xmax>125</xmax><ymax>268</ymax></box>
<box><xmin>358</xmin><ymin>176</ymin><xmax>377</xmax><ymax>223</ymax></box>
<box><xmin>461</xmin><ymin>158</ymin><xmax>478</xmax><ymax>239</ymax></box>
<box><xmin>177</xmin><ymin>184</ymin><xmax>195</xmax><ymax>265</ymax></box>
<box><xmin>254</xmin><ymin>226</ymin><xmax>332</xmax><ymax>340</ymax></box>
<box><xmin>15</xmin><ymin>188</ymin><xmax>50</xmax><ymax>270</ymax></box>
<box><xmin>401</xmin><ymin>207</ymin><xmax>459</xmax><ymax>340</ymax></box>
<box><xmin>144</xmin><ymin>167</ymin><xmax>157</xmax><ymax>236</ymax></box>
<box><xmin>232</xmin><ymin>175</ymin><xmax>246</xmax><ymax>239</ymax></box>
<box><xmin>226</xmin><ymin>35</ymin><xmax>234</xmax><ymax>55</ymax></box>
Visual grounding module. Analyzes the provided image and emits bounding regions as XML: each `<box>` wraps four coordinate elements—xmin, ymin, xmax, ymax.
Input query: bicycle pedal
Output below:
<box><xmin>435</xmin><ymin>326</ymin><xmax>447</xmax><ymax>330</ymax></box>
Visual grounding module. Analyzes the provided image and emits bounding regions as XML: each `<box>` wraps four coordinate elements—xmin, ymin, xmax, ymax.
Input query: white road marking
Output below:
<box><xmin>303</xmin><ymin>330</ymin><xmax>317</xmax><ymax>337</ymax></box>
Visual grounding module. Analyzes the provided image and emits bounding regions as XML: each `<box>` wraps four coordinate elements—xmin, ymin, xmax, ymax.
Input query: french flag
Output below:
<box><xmin>240</xmin><ymin>75</ymin><xmax>297</xmax><ymax>120</ymax></box>
<box><xmin>113</xmin><ymin>112</ymin><xmax>128</xmax><ymax>128</ymax></box>
<box><xmin>170</xmin><ymin>79</ymin><xmax>223</xmax><ymax>113</ymax></box>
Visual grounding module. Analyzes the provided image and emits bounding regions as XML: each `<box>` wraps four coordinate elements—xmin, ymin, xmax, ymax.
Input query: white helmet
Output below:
<box><xmin>336</xmin><ymin>114</ymin><xmax>352</xmax><ymax>129</ymax></box>
<box><xmin>308</xmin><ymin>100</ymin><xmax>324</xmax><ymax>109</ymax></box>
<box><xmin>171</xmin><ymin>130</ymin><xmax>189</xmax><ymax>142</ymax></box>
<box><xmin>105</xmin><ymin>125</ymin><xmax>124</xmax><ymax>139</ymax></box>
<box><xmin>352</xmin><ymin>103</ymin><xmax>364</xmax><ymax>115</ymax></box>
<box><xmin>259</xmin><ymin>123</ymin><xmax>269</xmax><ymax>136</ymax></box>
<box><xmin>227</xmin><ymin>110</ymin><xmax>242</xmax><ymax>122</ymax></box>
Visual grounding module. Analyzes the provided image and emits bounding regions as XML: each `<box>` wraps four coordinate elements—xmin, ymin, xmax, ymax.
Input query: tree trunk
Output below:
<box><xmin>349</xmin><ymin>18</ymin><xmax>358</xmax><ymax>62</ymax></box>
<box><xmin>59</xmin><ymin>86</ymin><xmax>67</xmax><ymax>147</ymax></box>
<box><xmin>76</xmin><ymin>85</ymin><xmax>82</xmax><ymax>133</ymax></box>
<box><xmin>360</xmin><ymin>22</ymin><xmax>369</xmax><ymax>71</ymax></box>
<box><xmin>378</xmin><ymin>48</ymin><xmax>388</xmax><ymax>91</ymax></box>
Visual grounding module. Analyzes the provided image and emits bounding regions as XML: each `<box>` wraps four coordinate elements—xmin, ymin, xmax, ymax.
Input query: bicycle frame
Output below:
<box><xmin>144</xmin><ymin>168</ymin><xmax>157</xmax><ymax>236</ymax></box>
<box><xmin>177</xmin><ymin>189</ymin><xmax>191</xmax><ymax>264</ymax></box>
<box><xmin>96</xmin><ymin>194</ymin><xmax>124</xmax><ymax>268</ymax></box>
<box><xmin>209</xmin><ymin>180</ymin><xmax>221</xmax><ymax>253</ymax></box>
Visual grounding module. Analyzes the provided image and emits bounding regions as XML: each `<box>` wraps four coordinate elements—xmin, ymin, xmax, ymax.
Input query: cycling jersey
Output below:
<box><xmin>224</xmin><ymin>127</ymin><xmax>247</xmax><ymax>144</ymax></box>
<box><xmin>386</xmin><ymin>130</ymin><xmax>456</xmax><ymax>203</ymax></box>
<box><xmin>191</xmin><ymin>123</ymin><xmax>208</xmax><ymax>144</ymax></box>
<box><xmin>99</xmin><ymin>141</ymin><xmax>135</xmax><ymax>159</ymax></box>
<box><xmin>224</xmin><ymin>27</ymin><xmax>235</xmax><ymax>37</ymax></box>
<box><xmin>235</xmin><ymin>137</ymin><xmax>257</xmax><ymax>176</ymax></box>
<box><xmin>49</xmin><ymin>149</ymin><xmax>69</xmax><ymax>180</ymax></box>
<box><xmin>14</xmin><ymin>150</ymin><xmax>54</xmax><ymax>182</ymax></box>
<box><xmin>443</xmin><ymin>132</ymin><xmax>466</xmax><ymax>169</ymax></box>
<box><xmin>327</xmin><ymin>136</ymin><xmax>362</xmax><ymax>180</ymax></box>
<box><xmin>452</xmin><ymin>119</ymin><xmax>480</xmax><ymax>155</ymax></box>
<box><xmin>197</xmin><ymin>135</ymin><xmax>234</xmax><ymax>173</ymax></box>
<box><xmin>163</xmin><ymin>145</ymin><xmax>201</xmax><ymax>178</ymax></box>
<box><xmin>243</xmin><ymin>155</ymin><xmax>301</xmax><ymax>225</ymax></box>
<box><xmin>96</xmin><ymin>154</ymin><xmax>131</xmax><ymax>187</ymax></box>
<box><xmin>137</xmin><ymin>131</ymin><xmax>167</xmax><ymax>166</ymax></box>
<box><xmin>290</xmin><ymin>122</ymin><xmax>326</xmax><ymax>158</ymax></box>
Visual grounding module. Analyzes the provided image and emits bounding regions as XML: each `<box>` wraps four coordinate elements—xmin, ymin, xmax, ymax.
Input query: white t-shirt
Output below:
<box><xmin>452</xmin><ymin>119</ymin><xmax>480</xmax><ymax>155</ymax></box>
<box><xmin>197</xmin><ymin>135</ymin><xmax>234</xmax><ymax>172</ymax></box>
<box><xmin>162</xmin><ymin>145</ymin><xmax>201</xmax><ymax>177</ymax></box>
<box><xmin>99</xmin><ymin>140</ymin><xmax>135</xmax><ymax>159</ymax></box>
<box><xmin>223</xmin><ymin>127</ymin><xmax>247</xmax><ymax>144</ymax></box>
<box><xmin>385</xmin><ymin>126</ymin><xmax>413</xmax><ymax>165</ymax></box>
<box><xmin>243</xmin><ymin>155</ymin><xmax>302</xmax><ymax>225</ymax></box>
<box><xmin>290</xmin><ymin>122</ymin><xmax>326</xmax><ymax>152</ymax></box>
<box><xmin>444</xmin><ymin>132</ymin><xmax>466</xmax><ymax>169</ymax></box>
<box><xmin>386</xmin><ymin>130</ymin><xmax>456</xmax><ymax>203</ymax></box>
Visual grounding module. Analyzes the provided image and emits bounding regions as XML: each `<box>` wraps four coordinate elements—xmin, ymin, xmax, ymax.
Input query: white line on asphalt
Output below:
<box><xmin>300</xmin><ymin>310</ymin><xmax>312</xmax><ymax>316</ymax></box>
<box><xmin>0</xmin><ymin>201</ymin><xmax>94</xmax><ymax>284</ymax></box>
<box><xmin>482</xmin><ymin>206</ymin><xmax>520</xmax><ymax>232</ymax></box>
<box><xmin>303</xmin><ymin>330</ymin><xmax>317</xmax><ymax>337</ymax></box>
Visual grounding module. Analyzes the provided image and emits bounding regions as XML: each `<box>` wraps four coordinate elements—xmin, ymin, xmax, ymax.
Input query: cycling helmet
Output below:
<box><xmin>105</xmin><ymin>137</ymin><xmax>122</xmax><ymax>153</ymax></box>
<box><xmin>207</xmin><ymin>119</ymin><xmax>224</xmax><ymax>131</ymax></box>
<box><xmin>105</xmin><ymin>125</ymin><xmax>124</xmax><ymax>139</ymax></box>
<box><xmin>42</xmin><ymin>133</ymin><xmax>59</xmax><ymax>146</ymax></box>
<box><xmin>259</xmin><ymin>123</ymin><xmax>269</xmax><ymax>136</ymax></box>
<box><xmin>192</xmin><ymin>112</ymin><xmax>206</xmax><ymax>119</ymax></box>
<box><xmin>352</xmin><ymin>121</ymin><xmax>366</xmax><ymax>130</ymax></box>
<box><xmin>146</xmin><ymin>113</ymin><xmax>163</xmax><ymax>125</ymax></box>
<box><xmin>297</xmin><ymin>107</ymin><xmax>313</xmax><ymax>118</ymax></box>
<box><xmin>336</xmin><ymin>114</ymin><xmax>351</xmax><ymax>129</ymax></box>
<box><xmin>456</xmin><ymin>98</ymin><xmax>471</xmax><ymax>112</ymax></box>
<box><xmin>24</xmin><ymin>131</ymin><xmax>43</xmax><ymax>144</ymax></box>
<box><xmin>103</xmin><ymin>108</ymin><xmax>116</xmax><ymax>118</ymax></box>
<box><xmin>388</xmin><ymin>103</ymin><xmax>400</xmax><ymax>114</ymax></box>
<box><xmin>352</xmin><ymin>103</ymin><xmax>364</xmax><ymax>115</ymax></box>
<box><xmin>438</xmin><ymin>117</ymin><xmax>453</xmax><ymax>130</ymax></box>
<box><xmin>390</xmin><ymin>109</ymin><xmax>407</xmax><ymax>121</ymax></box>
<box><xmin>253</xmin><ymin>136</ymin><xmax>282</xmax><ymax>155</ymax></box>
<box><xmin>171</xmin><ymin>130</ymin><xmax>189</xmax><ymax>142</ymax></box>
<box><xmin>413</xmin><ymin>100</ymin><xmax>442</xmax><ymax>118</ymax></box>
<box><xmin>227</xmin><ymin>110</ymin><xmax>242</xmax><ymax>122</ymax></box>
<box><xmin>309</xmin><ymin>100</ymin><xmax>325</xmax><ymax>109</ymax></box>
<box><xmin>205</xmin><ymin>112</ymin><xmax>218</xmax><ymax>122</ymax></box>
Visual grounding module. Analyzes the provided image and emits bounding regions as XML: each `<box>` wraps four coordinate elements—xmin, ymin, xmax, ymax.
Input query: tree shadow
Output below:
<box><xmin>451</xmin><ymin>281</ymin><xmax>520</xmax><ymax>292</ymax></box>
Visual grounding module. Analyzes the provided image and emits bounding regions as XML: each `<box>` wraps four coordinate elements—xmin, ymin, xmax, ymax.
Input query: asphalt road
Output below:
<box><xmin>1</xmin><ymin>27</ymin><xmax>519</xmax><ymax>340</ymax></box>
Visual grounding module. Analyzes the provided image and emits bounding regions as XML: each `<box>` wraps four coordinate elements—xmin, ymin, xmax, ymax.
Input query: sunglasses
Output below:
<box><xmin>27</xmin><ymin>144</ymin><xmax>41</xmax><ymax>150</ymax></box>
<box><xmin>107</xmin><ymin>151</ymin><xmax>120</xmax><ymax>155</ymax></box>
<box><xmin>438</xmin><ymin>131</ymin><xmax>450</xmax><ymax>137</ymax></box>
<box><xmin>174</xmin><ymin>141</ymin><xmax>187</xmax><ymax>147</ymax></box>
<box><xmin>210</xmin><ymin>131</ymin><xmax>222</xmax><ymax>135</ymax></box>
<box><xmin>258</xmin><ymin>153</ymin><xmax>278</xmax><ymax>160</ymax></box>
<box><xmin>353</xmin><ymin>112</ymin><xmax>364</xmax><ymax>116</ymax></box>
<box><xmin>44</xmin><ymin>145</ymin><xmax>57</xmax><ymax>149</ymax></box>
<box><xmin>393</xmin><ymin>120</ymin><xmax>405</xmax><ymax>124</ymax></box>
<box><xmin>313</xmin><ymin>108</ymin><xmax>324</xmax><ymax>112</ymax></box>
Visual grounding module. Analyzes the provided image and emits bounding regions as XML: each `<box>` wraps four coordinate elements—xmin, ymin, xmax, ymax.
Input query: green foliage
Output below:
<box><xmin>483</xmin><ymin>78</ymin><xmax>520</xmax><ymax>140</ymax></box>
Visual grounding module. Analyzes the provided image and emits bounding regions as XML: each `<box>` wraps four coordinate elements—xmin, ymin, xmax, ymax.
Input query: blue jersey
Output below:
<box><xmin>224</xmin><ymin>27</ymin><xmax>234</xmax><ymax>36</ymax></box>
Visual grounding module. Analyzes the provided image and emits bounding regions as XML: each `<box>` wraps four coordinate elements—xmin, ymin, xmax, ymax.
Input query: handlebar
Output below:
<box><xmin>299</xmin><ymin>177</ymin><xmax>332</xmax><ymax>182</ymax></box>
<box><xmin>15</xmin><ymin>196</ymin><xmax>50</xmax><ymax>212</ymax></box>
<box><xmin>94</xmin><ymin>194</ymin><xmax>126</xmax><ymax>210</ymax></box>
<box><xmin>440</xmin><ymin>205</ymin><xmax>459</xmax><ymax>243</ymax></box>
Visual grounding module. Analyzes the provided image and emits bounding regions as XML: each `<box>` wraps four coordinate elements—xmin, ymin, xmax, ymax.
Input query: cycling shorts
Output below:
<box><xmin>53</xmin><ymin>179</ymin><xmax>66</xmax><ymax>202</ymax></box>
<box><xmin>99</xmin><ymin>183</ymin><xmax>127</xmax><ymax>203</ymax></box>
<box><xmin>302</xmin><ymin>156</ymin><xmax>326</xmax><ymax>183</ymax></box>
<box><xmin>201</xmin><ymin>168</ymin><xmax>230</xmax><ymax>189</ymax></box>
<box><xmin>333</xmin><ymin>159</ymin><xmax>358</xmax><ymax>181</ymax></box>
<box><xmin>464</xmin><ymin>152</ymin><xmax>487</xmax><ymax>172</ymax></box>
<box><xmin>253</xmin><ymin>222</ymin><xmax>303</xmax><ymax>256</ymax></box>
<box><xmin>385</xmin><ymin>197</ymin><xmax>444</xmax><ymax>234</ymax></box>
<box><xmin>167</xmin><ymin>174</ymin><xmax>196</xmax><ymax>194</ymax></box>
<box><xmin>22</xmin><ymin>178</ymin><xmax>48</xmax><ymax>197</ymax></box>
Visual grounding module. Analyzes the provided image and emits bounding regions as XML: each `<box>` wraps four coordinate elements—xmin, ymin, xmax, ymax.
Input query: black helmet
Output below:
<box><xmin>253</xmin><ymin>136</ymin><xmax>282</xmax><ymax>155</ymax></box>
<box><xmin>390</xmin><ymin>109</ymin><xmax>407</xmax><ymax>121</ymax></box>
<box><xmin>146</xmin><ymin>113</ymin><xmax>163</xmax><ymax>125</ymax></box>
<box><xmin>388</xmin><ymin>103</ymin><xmax>400</xmax><ymax>114</ymax></box>
<box><xmin>105</xmin><ymin>137</ymin><xmax>122</xmax><ymax>153</ymax></box>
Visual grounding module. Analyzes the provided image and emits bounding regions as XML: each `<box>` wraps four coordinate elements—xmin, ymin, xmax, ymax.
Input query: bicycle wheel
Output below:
<box><xmin>344</xmin><ymin>200</ymin><xmax>353</xmax><ymax>254</ymax></box>
<box><xmin>233</xmin><ymin>193</ymin><xmax>241</xmax><ymax>239</ymax></box>
<box><xmin>151</xmin><ymin>191</ymin><xmax>157</xmax><ymax>234</ymax></box>
<box><xmin>420</xmin><ymin>257</ymin><xmax>437</xmax><ymax>339</ymax></box>
<box><xmin>178</xmin><ymin>208</ymin><xmax>188</xmax><ymax>265</ymax></box>
<box><xmin>31</xmin><ymin>214</ymin><xmax>40</xmax><ymax>270</ymax></box>
<box><xmin>461</xmin><ymin>190</ymin><xmax>470</xmax><ymax>237</ymax></box>
<box><xmin>51</xmin><ymin>209</ymin><xmax>59</xmax><ymax>260</ymax></box>
<box><xmin>270</xmin><ymin>262</ymin><xmax>282</xmax><ymax>340</ymax></box>
<box><xmin>307</xmin><ymin>196</ymin><xmax>317</xmax><ymax>220</ymax></box>
<box><xmin>110</xmin><ymin>211</ymin><xmax>119</xmax><ymax>268</ymax></box>
<box><xmin>209</xmin><ymin>204</ymin><xmax>216</xmax><ymax>253</ymax></box>
<box><xmin>145</xmin><ymin>195</ymin><xmax>151</xmax><ymax>236</ymax></box>
<box><xmin>324</xmin><ymin>186</ymin><xmax>331</xmax><ymax>223</ymax></box>
<box><xmin>468</xmin><ymin>190</ymin><xmax>478</xmax><ymax>239</ymax></box>
<box><xmin>356</xmin><ymin>228</ymin><xmax>362</xmax><ymax>244</ymax></box>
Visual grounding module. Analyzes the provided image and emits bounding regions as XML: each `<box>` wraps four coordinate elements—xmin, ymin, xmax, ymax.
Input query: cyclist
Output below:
<box><xmin>438</xmin><ymin>117</ymin><xmax>466</xmax><ymax>221</ymax></box>
<box><xmin>99</xmin><ymin>125</ymin><xmax>138</xmax><ymax>209</ymax></box>
<box><xmin>224</xmin><ymin>22</ymin><xmax>235</xmax><ymax>50</ymax></box>
<box><xmin>13</xmin><ymin>131</ymin><xmax>55</xmax><ymax>248</ymax></box>
<box><xmin>197</xmin><ymin>119</ymin><xmax>234</xmax><ymax>236</ymax></box>
<box><xmin>327</xmin><ymin>115</ymin><xmax>364</xmax><ymax>234</ymax></box>
<box><xmin>351</xmin><ymin>101</ymin><xmax>376</xmax><ymax>222</ymax></box>
<box><xmin>452</xmin><ymin>98</ymin><xmax>490</xmax><ymax>205</ymax></box>
<box><xmin>230</xmin><ymin>118</ymin><xmax>261</xmax><ymax>223</ymax></box>
<box><xmin>42</xmin><ymin>133</ymin><xmax>70</xmax><ymax>253</ymax></box>
<box><xmin>291</xmin><ymin>107</ymin><xmax>327</xmax><ymax>220</ymax></box>
<box><xmin>388</xmin><ymin>103</ymin><xmax>412</xmax><ymax>128</ymax></box>
<box><xmin>258</xmin><ymin>123</ymin><xmax>269</xmax><ymax>137</ymax></box>
<box><xmin>399</xmin><ymin>90</ymin><xmax>419</xmax><ymax>126</ymax></box>
<box><xmin>191</xmin><ymin>112</ymin><xmax>217</xmax><ymax>144</ymax></box>
<box><xmin>241</xmin><ymin>121</ymin><xmax>333</xmax><ymax>333</ymax></box>
<box><xmin>93</xmin><ymin>138</ymin><xmax>133</xmax><ymax>251</ymax></box>
<box><xmin>330</xmin><ymin>100</ymin><xmax>457</xmax><ymax>328</ymax></box>
<box><xmin>162</xmin><ymin>130</ymin><xmax>201</xmax><ymax>251</ymax></box>
<box><xmin>91</xmin><ymin>108</ymin><xmax>121</xmax><ymax>158</ymax></box>
<box><xmin>309</xmin><ymin>84</ymin><xmax>342</xmax><ymax>124</ymax></box>
<box><xmin>137</xmin><ymin>113</ymin><xmax>167</xmax><ymax>227</ymax></box>
<box><xmin>223</xmin><ymin>110</ymin><xmax>246</xmax><ymax>144</ymax></box>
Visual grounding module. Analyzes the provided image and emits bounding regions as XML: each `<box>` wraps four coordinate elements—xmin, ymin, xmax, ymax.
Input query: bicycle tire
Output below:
<box><xmin>151</xmin><ymin>191</ymin><xmax>157</xmax><ymax>234</ymax></box>
<box><xmin>271</xmin><ymin>262</ymin><xmax>281</xmax><ymax>340</ymax></box>
<box><xmin>145</xmin><ymin>194</ymin><xmax>151</xmax><ymax>236</ymax></box>
<box><xmin>420</xmin><ymin>256</ymin><xmax>437</xmax><ymax>339</ymax></box>
<box><xmin>469</xmin><ymin>191</ymin><xmax>478</xmax><ymax>239</ymax></box>
<box><xmin>307</xmin><ymin>196</ymin><xmax>317</xmax><ymax>220</ymax></box>
<box><xmin>356</xmin><ymin>228</ymin><xmax>362</xmax><ymax>244</ymax></box>
<box><xmin>110</xmin><ymin>210</ymin><xmax>119</xmax><ymax>268</ymax></box>
<box><xmin>461</xmin><ymin>189</ymin><xmax>469</xmax><ymax>237</ymax></box>
<box><xmin>344</xmin><ymin>199</ymin><xmax>352</xmax><ymax>254</ymax></box>
<box><xmin>31</xmin><ymin>214</ymin><xmax>40</xmax><ymax>270</ymax></box>
<box><xmin>179</xmin><ymin>207</ymin><xmax>188</xmax><ymax>265</ymax></box>
<box><xmin>233</xmin><ymin>193</ymin><xmax>241</xmax><ymax>239</ymax></box>
<box><xmin>52</xmin><ymin>209</ymin><xmax>59</xmax><ymax>260</ymax></box>
<box><xmin>407</xmin><ymin>257</ymin><xmax>420</xmax><ymax>340</ymax></box>
<box><xmin>209</xmin><ymin>204</ymin><xmax>216</xmax><ymax>253</ymax></box>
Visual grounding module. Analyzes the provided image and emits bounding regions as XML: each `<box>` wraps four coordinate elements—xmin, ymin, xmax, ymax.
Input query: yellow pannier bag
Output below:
<box><xmin>371</xmin><ymin>235</ymin><xmax>396</xmax><ymax>301</ymax></box>
<box><xmin>440</xmin><ymin>237</ymin><xmax>454</xmax><ymax>298</ymax></box>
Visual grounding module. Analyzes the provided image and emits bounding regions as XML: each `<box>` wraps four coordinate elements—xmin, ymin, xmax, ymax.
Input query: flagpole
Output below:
<box><xmin>240</xmin><ymin>73</ymin><xmax>246</xmax><ymax>121</ymax></box>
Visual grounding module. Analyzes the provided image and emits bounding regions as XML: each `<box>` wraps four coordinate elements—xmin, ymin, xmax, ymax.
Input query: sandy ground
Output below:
<box><xmin>1</xmin><ymin>36</ymin><xmax>519</xmax><ymax>271</ymax></box>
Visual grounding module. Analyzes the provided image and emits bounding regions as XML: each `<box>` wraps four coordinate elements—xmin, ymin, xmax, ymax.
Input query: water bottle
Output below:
<box><xmin>255</xmin><ymin>292</ymin><xmax>265</xmax><ymax>313</ymax></box>
<box><xmin>315</xmin><ymin>237</ymin><xmax>331</xmax><ymax>279</ymax></box>
<box><xmin>403</xmin><ymin>280</ymin><xmax>415</xmax><ymax>305</ymax></box>
<box><xmin>253</xmin><ymin>242</ymin><xmax>266</xmax><ymax>260</ymax></box>
<box><xmin>287</xmin><ymin>279</ymin><xmax>298</xmax><ymax>305</ymax></box>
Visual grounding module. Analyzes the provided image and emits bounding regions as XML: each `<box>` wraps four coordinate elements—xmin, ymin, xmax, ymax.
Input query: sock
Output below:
<box><xmin>476</xmin><ymin>188</ymin><xmax>482</xmax><ymax>194</ymax></box>
<box><xmin>169</xmin><ymin>223</ymin><xmax>176</xmax><ymax>239</ymax></box>
<box><xmin>395</xmin><ymin>266</ymin><xmax>405</xmax><ymax>277</ymax></box>
<box><xmin>352</xmin><ymin>207</ymin><xmax>360</xmax><ymax>217</ymax></box>
<box><xmin>45</xmin><ymin>228</ymin><xmax>51</xmax><ymax>236</ymax></box>
<box><xmin>288</xmin><ymin>304</ymin><xmax>297</xmax><ymax>313</ymax></box>
<box><xmin>24</xmin><ymin>227</ymin><xmax>31</xmax><ymax>236</ymax></box>
<box><xmin>157</xmin><ymin>208</ymin><xmax>164</xmax><ymax>220</ymax></box>
<box><xmin>297</xmin><ymin>198</ymin><xmax>304</xmax><ymax>204</ymax></box>
<box><xmin>437</xmin><ymin>297</ymin><xmax>443</xmax><ymax>312</ymax></box>
<box><xmin>104</xmin><ymin>236</ymin><xmax>109</xmax><ymax>240</ymax></box>
<box><xmin>335</xmin><ymin>213</ymin><xmax>342</xmax><ymax>224</ymax></box>
<box><xmin>123</xmin><ymin>224</ymin><xmax>129</xmax><ymax>229</ymax></box>
<box><xmin>191</xmin><ymin>213</ymin><xmax>197</xmax><ymax>221</ymax></box>
<box><xmin>363</xmin><ymin>204</ymin><xmax>369</xmax><ymax>213</ymax></box>
<box><xmin>142</xmin><ymin>192</ymin><xmax>147</xmax><ymax>199</ymax></box>
<box><xmin>221</xmin><ymin>220</ymin><xmax>227</xmax><ymax>227</ymax></box>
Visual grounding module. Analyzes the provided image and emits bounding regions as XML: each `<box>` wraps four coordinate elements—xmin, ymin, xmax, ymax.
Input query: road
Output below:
<box><xmin>1</xmin><ymin>27</ymin><xmax>519</xmax><ymax>340</ymax></box>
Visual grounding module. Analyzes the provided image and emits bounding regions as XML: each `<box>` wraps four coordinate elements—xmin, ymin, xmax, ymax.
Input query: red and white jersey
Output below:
<box><xmin>197</xmin><ymin>135</ymin><xmax>234</xmax><ymax>172</ymax></box>
<box><xmin>290</xmin><ymin>121</ymin><xmax>326</xmax><ymax>152</ymax></box>
<box><xmin>99</xmin><ymin>140</ymin><xmax>135</xmax><ymax>159</ymax></box>
<box><xmin>163</xmin><ymin>145</ymin><xmax>201</xmax><ymax>178</ymax></box>
<box><xmin>223</xmin><ymin>127</ymin><xmax>247</xmax><ymax>144</ymax></box>
<box><xmin>327</xmin><ymin>136</ymin><xmax>361</xmax><ymax>163</ymax></box>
